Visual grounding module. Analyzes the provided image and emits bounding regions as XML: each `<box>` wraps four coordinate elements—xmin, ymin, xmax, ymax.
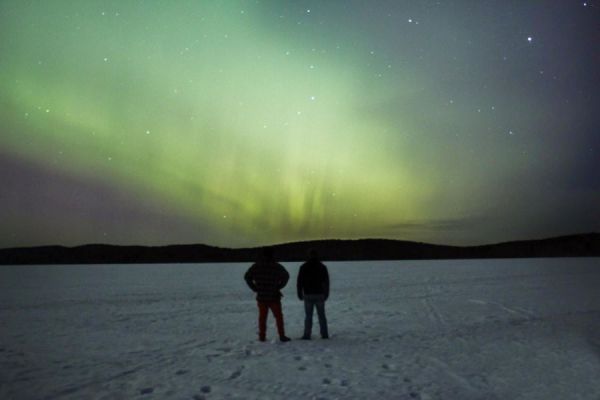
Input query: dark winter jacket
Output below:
<box><xmin>296</xmin><ymin>259</ymin><xmax>329</xmax><ymax>300</ymax></box>
<box><xmin>244</xmin><ymin>260</ymin><xmax>290</xmax><ymax>302</ymax></box>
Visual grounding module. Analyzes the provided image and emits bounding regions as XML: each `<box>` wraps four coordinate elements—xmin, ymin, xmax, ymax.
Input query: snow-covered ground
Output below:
<box><xmin>1</xmin><ymin>258</ymin><xmax>599</xmax><ymax>400</ymax></box>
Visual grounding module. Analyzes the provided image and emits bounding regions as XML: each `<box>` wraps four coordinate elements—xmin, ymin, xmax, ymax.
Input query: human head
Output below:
<box><xmin>308</xmin><ymin>248</ymin><xmax>318</xmax><ymax>260</ymax></box>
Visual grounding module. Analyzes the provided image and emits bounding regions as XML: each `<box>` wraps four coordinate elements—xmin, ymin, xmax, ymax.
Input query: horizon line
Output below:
<box><xmin>2</xmin><ymin>232</ymin><xmax>597</xmax><ymax>252</ymax></box>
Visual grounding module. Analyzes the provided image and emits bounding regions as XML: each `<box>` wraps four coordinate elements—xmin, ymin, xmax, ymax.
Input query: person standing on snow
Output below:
<box><xmin>297</xmin><ymin>249</ymin><xmax>329</xmax><ymax>339</ymax></box>
<box><xmin>244</xmin><ymin>247</ymin><xmax>291</xmax><ymax>342</ymax></box>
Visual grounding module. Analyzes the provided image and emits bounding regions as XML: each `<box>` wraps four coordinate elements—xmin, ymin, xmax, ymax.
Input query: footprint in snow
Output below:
<box><xmin>192</xmin><ymin>388</ymin><xmax>210</xmax><ymax>399</ymax></box>
<box><xmin>175</xmin><ymin>369</ymin><xmax>188</xmax><ymax>375</ymax></box>
<box><xmin>140</xmin><ymin>387</ymin><xmax>154</xmax><ymax>395</ymax></box>
<box><xmin>229</xmin><ymin>367</ymin><xmax>243</xmax><ymax>380</ymax></box>
<box><xmin>200</xmin><ymin>386</ymin><xmax>211</xmax><ymax>393</ymax></box>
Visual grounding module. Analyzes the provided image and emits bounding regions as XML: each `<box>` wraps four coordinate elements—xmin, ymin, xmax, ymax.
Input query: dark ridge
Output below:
<box><xmin>0</xmin><ymin>233</ymin><xmax>598</xmax><ymax>265</ymax></box>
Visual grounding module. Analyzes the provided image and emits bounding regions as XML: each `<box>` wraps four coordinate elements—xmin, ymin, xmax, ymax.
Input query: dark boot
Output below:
<box><xmin>279</xmin><ymin>335</ymin><xmax>291</xmax><ymax>342</ymax></box>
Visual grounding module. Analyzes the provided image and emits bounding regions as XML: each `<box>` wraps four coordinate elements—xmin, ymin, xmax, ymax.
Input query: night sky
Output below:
<box><xmin>1</xmin><ymin>1</ymin><xmax>598</xmax><ymax>248</ymax></box>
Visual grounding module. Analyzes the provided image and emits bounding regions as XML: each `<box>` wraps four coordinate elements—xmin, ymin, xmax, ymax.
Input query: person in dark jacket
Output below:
<box><xmin>244</xmin><ymin>247</ymin><xmax>291</xmax><ymax>342</ymax></box>
<box><xmin>297</xmin><ymin>249</ymin><xmax>329</xmax><ymax>339</ymax></box>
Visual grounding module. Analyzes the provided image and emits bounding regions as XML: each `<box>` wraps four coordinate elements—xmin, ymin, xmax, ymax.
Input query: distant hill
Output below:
<box><xmin>0</xmin><ymin>233</ymin><xmax>598</xmax><ymax>265</ymax></box>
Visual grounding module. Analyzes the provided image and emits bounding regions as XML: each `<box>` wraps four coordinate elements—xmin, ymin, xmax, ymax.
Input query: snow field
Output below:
<box><xmin>1</xmin><ymin>258</ymin><xmax>599</xmax><ymax>399</ymax></box>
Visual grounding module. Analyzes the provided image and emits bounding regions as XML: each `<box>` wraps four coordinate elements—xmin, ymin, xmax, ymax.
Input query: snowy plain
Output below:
<box><xmin>1</xmin><ymin>258</ymin><xmax>599</xmax><ymax>400</ymax></box>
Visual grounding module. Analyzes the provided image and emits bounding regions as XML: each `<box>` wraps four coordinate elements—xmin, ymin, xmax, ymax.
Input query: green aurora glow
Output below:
<box><xmin>1</xmin><ymin>1</ymin><xmax>598</xmax><ymax>247</ymax></box>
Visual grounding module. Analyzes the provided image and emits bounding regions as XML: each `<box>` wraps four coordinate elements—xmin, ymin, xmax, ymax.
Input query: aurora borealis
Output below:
<box><xmin>1</xmin><ymin>1</ymin><xmax>598</xmax><ymax>248</ymax></box>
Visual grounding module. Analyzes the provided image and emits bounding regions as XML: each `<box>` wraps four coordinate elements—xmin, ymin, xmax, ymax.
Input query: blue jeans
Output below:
<box><xmin>303</xmin><ymin>294</ymin><xmax>328</xmax><ymax>338</ymax></box>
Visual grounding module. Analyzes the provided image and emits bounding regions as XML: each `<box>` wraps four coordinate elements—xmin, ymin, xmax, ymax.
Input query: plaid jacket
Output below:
<box><xmin>244</xmin><ymin>261</ymin><xmax>290</xmax><ymax>302</ymax></box>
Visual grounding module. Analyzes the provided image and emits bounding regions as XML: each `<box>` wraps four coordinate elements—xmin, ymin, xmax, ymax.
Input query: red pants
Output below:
<box><xmin>257</xmin><ymin>301</ymin><xmax>285</xmax><ymax>339</ymax></box>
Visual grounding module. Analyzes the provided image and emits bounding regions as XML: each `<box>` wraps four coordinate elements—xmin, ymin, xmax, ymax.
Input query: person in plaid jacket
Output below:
<box><xmin>244</xmin><ymin>247</ymin><xmax>291</xmax><ymax>342</ymax></box>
